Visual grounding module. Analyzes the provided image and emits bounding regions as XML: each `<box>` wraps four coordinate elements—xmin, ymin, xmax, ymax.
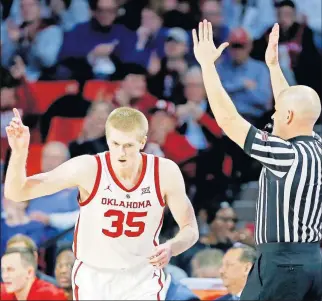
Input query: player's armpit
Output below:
<box><xmin>159</xmin><ymin>158</ymin><xmax>199</xmax><ymax>256</ymax></box>
<box><xmin>221</xmin><ymin>113</ymin><xmax>252</xmax><ymax>150</ymax></box>
<box><xmin>9</xmin><ymin>155</ymin><xmax>94</xmax><ymax>202</ymax></box>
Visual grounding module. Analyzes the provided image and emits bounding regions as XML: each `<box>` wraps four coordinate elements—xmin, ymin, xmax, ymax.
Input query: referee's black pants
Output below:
<box><xmin>240</xmin><ymin>242</ymin><xmax>322</xmax><ymax>301</ymax></box>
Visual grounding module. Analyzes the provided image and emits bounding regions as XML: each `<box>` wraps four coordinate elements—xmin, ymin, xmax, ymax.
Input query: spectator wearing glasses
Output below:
<box><xmin>172</xmin><ymin>202</ymin><xmax>238</xmax><ymax>275</ymax></box>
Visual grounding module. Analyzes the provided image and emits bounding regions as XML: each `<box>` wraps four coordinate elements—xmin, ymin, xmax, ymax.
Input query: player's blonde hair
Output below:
<box><xmin>105</xmin><ymin>107</ymin><xmax>149</xmax><ymax>140</ymax></box>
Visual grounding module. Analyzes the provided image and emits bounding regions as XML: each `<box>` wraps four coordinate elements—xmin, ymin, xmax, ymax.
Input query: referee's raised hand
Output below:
<box><xmin>192</xmin><ymin>19</ymin><xmax>229</xmax><ymax>67</ymax></box>
<box><xmin>6</xmin><ymin>108</ymin><xmax>30</xmax><ymax>152</ymax></box>
<box><xmin>265</xmin><ymin>23</ymin><xmax>280</xmax><ymax>67</ymax></box>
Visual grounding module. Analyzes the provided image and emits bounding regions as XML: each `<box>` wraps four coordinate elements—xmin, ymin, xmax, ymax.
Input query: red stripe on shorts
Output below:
<box><xmin>157</xmin><ymin>269</ymin><xmax>164</xmax><ymax>301</ymax></box>
<box><xmin>73</xmin><ymin>261</ymin><xmax>83</xmax><ymax>301</ymax></box>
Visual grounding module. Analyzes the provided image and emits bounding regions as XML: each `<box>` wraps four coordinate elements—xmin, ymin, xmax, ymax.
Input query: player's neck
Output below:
<box><xmin>115</xmin><ymin>153</ymin><xmax>142</xmax><ymax>181</ymax></box>
<box><xmin>15</xmin><ymin>277</ymin><xmax>35</xmax><ymax>300</ymax></box>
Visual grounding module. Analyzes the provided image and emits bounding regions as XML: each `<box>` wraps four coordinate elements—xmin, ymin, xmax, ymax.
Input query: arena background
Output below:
<box><xmin>1</xmin><ymin>0</ymin><xmax>321</xmax><ymax>300</ymax></box>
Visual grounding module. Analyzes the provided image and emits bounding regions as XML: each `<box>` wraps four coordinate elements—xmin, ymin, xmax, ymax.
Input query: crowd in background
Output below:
<box><xmin>0</xmin><ymin>0</ymin><xmax>321</xmax><ymax>300</ymax></box>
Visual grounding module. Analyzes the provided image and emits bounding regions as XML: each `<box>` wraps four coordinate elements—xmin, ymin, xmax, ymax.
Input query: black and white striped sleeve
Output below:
<box><xmin>243</xmin><ymin>126</ymin><xmax>295</xmax><ymax>178</ymax></box>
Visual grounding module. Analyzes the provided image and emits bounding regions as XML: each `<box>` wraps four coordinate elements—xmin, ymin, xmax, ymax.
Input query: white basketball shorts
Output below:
<box><xmin>71</xmin><ymin>259</ymin><xmax>167</xmax><ymax>300</ymax></box>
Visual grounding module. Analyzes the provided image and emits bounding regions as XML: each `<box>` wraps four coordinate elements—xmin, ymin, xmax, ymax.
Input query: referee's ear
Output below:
<box><xmin>287</xmin><ymin>110</ymin><xmax>294</xmax><ymax>125</ymax></box>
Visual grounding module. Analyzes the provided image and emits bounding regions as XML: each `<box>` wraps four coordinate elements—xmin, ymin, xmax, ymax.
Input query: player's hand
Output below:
<box><xmin>6</xmin><ymin>108</ymin><xmax>30</xmax><ymax>152</ymax></box>
<box><xmin>265</xmin><ymin>23</ymin><xmax>279</xmax><ymax>68</ymax></box>
<box><xmin>149</xmin><ymin>242</ymin><xmax>172</xmax><ymax>269</ymax></box>
<box><xmin>192</xmin><ymin>20</ymin><xmax>229</xmax><ymax>67</ymax></box>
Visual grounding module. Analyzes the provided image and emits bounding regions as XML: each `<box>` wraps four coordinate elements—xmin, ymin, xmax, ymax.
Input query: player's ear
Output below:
<box><xmin>140</xmin><ymin>135</ymin><xmax>147</xmax><ymax>150</ymax></box>
<box><xmin>287</xmin><ymin>110</ymin><xmax>294</xmax><ymax>125</ymax></box>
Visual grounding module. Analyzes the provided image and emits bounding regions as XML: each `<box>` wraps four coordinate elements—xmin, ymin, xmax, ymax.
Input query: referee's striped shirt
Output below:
<box><xmin>244</xmin><ymin>126</ymin><xmax>322</xmax><ymax>244</ymax></box>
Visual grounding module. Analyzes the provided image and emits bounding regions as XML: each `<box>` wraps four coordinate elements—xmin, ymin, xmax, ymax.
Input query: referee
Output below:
<box><xmin>192</xmin><ymin>21</ymin><xmax>322</xmax><ymax>300</ymax></box>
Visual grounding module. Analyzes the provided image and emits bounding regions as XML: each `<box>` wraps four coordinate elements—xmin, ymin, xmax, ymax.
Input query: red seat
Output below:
<box><xmin>83</xmin><ymin>80</ymin><xmax>120</xmax><ymax>101</ymax></box>
<box><xmin>46</xmin><ymin>117</ymin><xmax>84</xmax><ymax>144</ymax></box>
<box><xmin>26</xmin><ymin>144</ymin><xmax>43</xmax><ymax>176</ymax></box>
<box><xmin>22</xmin><ymin>81</ymin><xmax>79</xmax><ymax>114</ymax></box>
<box><xmin>0</xmin><ymin>138</ymin><xmax>9</xmax><ymax>163</ymax></box>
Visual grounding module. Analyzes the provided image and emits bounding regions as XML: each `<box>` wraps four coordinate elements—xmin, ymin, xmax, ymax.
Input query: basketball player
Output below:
<box><xmin>4</xmin><ymin>107</ymin><xmax>199</xmax><ymax>300</ymax></box>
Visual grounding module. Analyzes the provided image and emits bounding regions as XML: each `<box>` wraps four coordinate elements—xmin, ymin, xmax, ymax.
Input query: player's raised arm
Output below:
<box><xmin>149</xmin><ymin>158</ymin><xmax>199</xmax><ymax>268</ymax></box>
<box><xmin>265</xmin><ymin>23</ymin><xmax>290</xmax><ymax>101</ymax></box>
<box><xmin>192</xmin><ymin>20</ymin><xmax>251</xmax><ymax>149</ymax></box>
<box><xmin>4</xmin><ymin>109</ymin><xmax>92</xmax><ymax>202</ymax></box>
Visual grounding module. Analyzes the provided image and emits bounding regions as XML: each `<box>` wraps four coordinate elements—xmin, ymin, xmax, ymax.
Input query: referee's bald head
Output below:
<box><xmin>280</xmin><ymin>86</ymin><xmax>321</xmax><ymax>124</ymax></box>
<box><xmin>273</xmin><ymin>85</ymin><xmax>321</xmax><ymax>138</ymax></box>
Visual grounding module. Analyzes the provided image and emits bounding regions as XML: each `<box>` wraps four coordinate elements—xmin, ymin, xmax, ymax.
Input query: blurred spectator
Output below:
<box><xmin>191</xmin><ymin>249</ymin><xmax>224</xmax><ymax>278</ymax></box>
<box><xmin>145</xmin><ymin>100</ymin><xmax>197</xmax><ymax>164</ymax></box>
<box><xmin>5</xmin><ymin>234</ymin><xmax>57</xmax><ymax>285</ymax></box>
<box><xmin>251</xmin><ymin>0</ymin><xmax>322</xmax><ymax>97</ymax></box>
<box><xmin>1</xmin><ymin>248</ymin><xmax>66</xmax><ymax>300</ymax></box>
<box><xmin>216</xmin><ymin>27</ymin><xmax>272</xmax><ymax>185</ymax></box>
<box><xmin>197</xmin><ymin>208</ymin><xmax>210</xmax><ymax>237</ymax></box>
<box><xmin>1</xmin><ymin>0</ymin><xmax>49</xmax><ymax>26</ymax></box>
<box><xmin>217</xmin><ymin>28</ymin><xmax>272</xmax><ymax>125</ymax></box>
<box><xmin>1</xmin><ymin>0</ymin><xmax>63</xmax><ymax>81</ymax></box>
<box><xmin>68</xmin><ymin>101</ymin><xmax>114</xmax><ymax>158</ymax></box>
<box><xmin>165</xmin><ymin>274</ymin><xmax>200</xmax><ymax>301</ymax></box>
<box><xmin>221</xmin><ymin>0</ymin><xmax>276</xmax><ymax>40</ymax></box>
<box><xmin>56</xmin><ymin>0</ymin><xmax>142</xmax><ymax>80</ymax></box>
<box><xmin>39</xmin><ymin>81</ymin><xmax>90</xmax><ymax>142</ymax></box>
<box><xmin>176</xmin><ymin>66</ymin><xmax>228</xmax><ymax>204</ymax></box>
<box><xmin>201</xmin><ymin>203</ymin><xmax>237</xmax><ymax>248</ymax></box>
<box><xmin>293</xmin><ymin>0</ymin><xmax>322</xmax><ymax>51</ymax></box>
<box><xmin>0</xmin><ymin>66</ymin><xmax>22</xmax><ymax>164</ymax></box>
<box><xmin>172</xmin><ymin>202</ymin><xmax>237</xmax><ymax>275</ymax></box>
<box><xmin>216</xmin><ymin>244</ymin><xmax>256</xmax><ymax>300</ymax></box>
<box><xmin>112</xmin><ymin>63</ymin><xmax>158</xmax><ymax>115</ymax></box>
<box><xmin>177</xmin><ymin>66</ymin><xmax>222</xmax><ymax>148</ymax></box>
<box><xmin>165</xmin><ymin>264</ymin><xmax>188</xmax><ymax>281</ymax></box>
<box><xmin>162</xmin><ymin>0</ymin><xmax>199</xmax><ymax>30</ymax></box>
<box><xmin>133</xmin><ymin>4</ymin><xmax>169</xmax><ymax>68</ymax></box>
<box><xmin>148</xmin><ymin>27</ymin><xmax>191</xmax><ymax>102</ymax></box>
<box><xmin>46</xmin><ymin>0</ymin><xmax>90</xmax><ymax>32</ymax></box>
<box><xmin>30</xmin><ymin>210</ymin><xmax>79</xmax><ymax>231</ymax></box>
<box><xmin>114</xmin><ymin>0</ymin><xmax>149</xmax><ymax>30</ymax></box>
<box><xmin>54</xmin><ymin>245</ymin><xmax>75</xmax><ymax>300</ymax></box>
<box><xmin>1</xmin><ymin>198</ymin><xmax>47</xmax><ymax>258</ymax></box>
<box><xmin>26</xmin><ymin>142</ymin><xmax>78</xmax><ymax>241</ymax></box>
<box><xmin>201</xmin><ymin>0</ymin><xmax>229</xmax><ymax>47</ymax></box>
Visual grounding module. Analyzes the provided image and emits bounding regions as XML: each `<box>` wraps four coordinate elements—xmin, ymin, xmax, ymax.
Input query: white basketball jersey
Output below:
<box><xmin>73</xmin><ymin>152</ymin><xmax>165</xmax><ymax>269</ymax></box>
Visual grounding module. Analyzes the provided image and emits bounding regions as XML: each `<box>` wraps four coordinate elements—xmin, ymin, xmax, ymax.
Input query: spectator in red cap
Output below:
<box><xmin>216</xmin><ymin>27</ymin><xmax>272</xmax><ymax>185</ymax></box>
<box><xmin>145</xmin><ymin>99</ymin><xmax>197</xmax><ymax>165</ymax></box>
<box><xmin>217</xmin><ymin>27</ymin><xmax>272</xmax><ymax>126</ymax></box>
<box><xmin>112</xmin><ymin>63</ymin><xmax>157</xmax><ymax>116</ymax></box>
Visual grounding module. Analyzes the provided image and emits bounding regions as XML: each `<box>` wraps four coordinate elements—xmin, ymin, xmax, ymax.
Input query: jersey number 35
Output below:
<box><xmin>102</xmin><ymin>209</ymin><xmax>147</xmax><ymax>238</ymax></box>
